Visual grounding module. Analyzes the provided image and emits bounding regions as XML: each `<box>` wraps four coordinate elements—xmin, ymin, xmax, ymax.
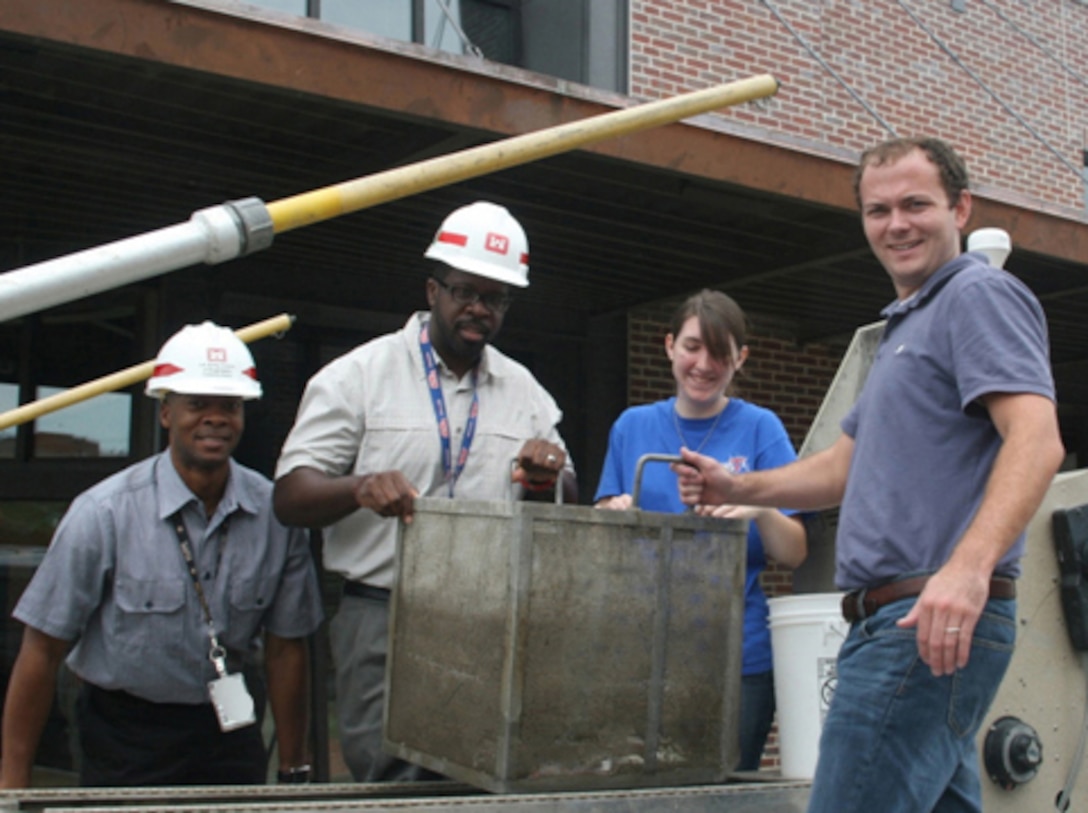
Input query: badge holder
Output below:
<box><xmin>172</xmin><ymin>513</ymin><xmax>256</xmax><ymax>733</ymax></box>
<box><xmin>207</xmin><ymin>641</ymin><xmax>256</xmax><ymax>732</ymax></box>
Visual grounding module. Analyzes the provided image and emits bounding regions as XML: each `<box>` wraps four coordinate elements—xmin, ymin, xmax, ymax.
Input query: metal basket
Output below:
<box><xmin>385</xmin><ymin>496</ymin><xmax>747</xmax><ymax>792</ymax></box>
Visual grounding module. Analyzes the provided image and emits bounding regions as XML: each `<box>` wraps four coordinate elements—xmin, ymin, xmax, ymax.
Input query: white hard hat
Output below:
<box><xmin>424</xmin><ymin>201</ymin><xmax>530</xmax><ymax>288</ymax></box>
<box><xmin>145</xmin><ymin>321</ymin><xmax>262</xmax><ymax>400</ymax></box>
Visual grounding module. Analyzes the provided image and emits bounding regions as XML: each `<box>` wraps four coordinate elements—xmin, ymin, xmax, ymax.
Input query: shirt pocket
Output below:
<box><xmin>224</xmin><ymin>574</ymin><xmax>279</xmax><ymax>648</ymax></box>
<box><xmin>474</xmin><ymin>408</ymin><xmax>549</xmax><ymax>470</ymax></box>
<box><xmin>472</xmin><ymin>424</ymin><xmax>528</xmax><ymax>470</ymax></box>
<box><xmin>113</xmin><ymin>577</ymin><xmax>187</xmax><ymax>649</ymax></box>
<box><xmin>359</xmin><ymin>413</ymin><xmax>438</xmax><ymax>478</ymax></box>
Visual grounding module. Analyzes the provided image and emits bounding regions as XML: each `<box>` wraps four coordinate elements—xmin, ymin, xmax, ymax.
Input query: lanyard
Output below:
<box><xmin>171</xmin><ymin>512</ymin><xmax>232</xmax><ymax>678</ymax></box>
<box><xmin>419</xmin><ymin>319</ymin><xmax>479</xmax><ymax>497</ymax></box>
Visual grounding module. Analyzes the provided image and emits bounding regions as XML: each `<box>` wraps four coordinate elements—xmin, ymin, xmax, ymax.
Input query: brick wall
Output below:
<box><xmin>629</xmin><ymin>0</ymin><xmax>1088</xmax><ymax>216</ymax></box>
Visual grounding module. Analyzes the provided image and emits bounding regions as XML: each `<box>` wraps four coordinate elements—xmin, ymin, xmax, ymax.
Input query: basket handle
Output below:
<box><xmin>510</xmin><ymin>459</ymin><xmax>565</xmax><ymax>505</ymax></box>
<box><xmin>632</xmin><ymin>453</ymin><xmax>684</xmax><ymax>510</ymax></box>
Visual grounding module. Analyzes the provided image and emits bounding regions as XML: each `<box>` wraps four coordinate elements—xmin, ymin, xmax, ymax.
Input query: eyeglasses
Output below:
<box><xmin>432</xmin><ymin>276</ymin><xmax>513</xmax><ymax>313</ymax></box>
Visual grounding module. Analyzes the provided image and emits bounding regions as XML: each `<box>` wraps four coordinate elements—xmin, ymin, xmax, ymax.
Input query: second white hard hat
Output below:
<box><xmin>145</xmin><ymin>321</ymin><xmax>262</xmax><ymax>400</ymax></box>
<box><xmin>423</xmin><ymin>201</ymin><xmax>530</xmax><ymax>288</ymax></box>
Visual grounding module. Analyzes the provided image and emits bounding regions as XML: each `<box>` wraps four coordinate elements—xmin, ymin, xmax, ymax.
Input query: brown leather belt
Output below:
<box><xmin>841</xmin><ymin>574</ymin><xmax>1016</xmax><ymax>623</ymax></box>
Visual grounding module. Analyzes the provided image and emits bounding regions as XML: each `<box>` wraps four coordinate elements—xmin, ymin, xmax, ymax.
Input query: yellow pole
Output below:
<box><xmin>266</xmin><ymin>74</ymin><xmax>779</xmax><ymax>233</ymax></box>
<box><xmin>0</xmin><ymin>75</ymin><xmax>779</xmax><ymax>428</ymax></box>
<box><xmin>0</xmin><ymin>313</ymin><xmax>294</xmax><ymax>432</ymax></box>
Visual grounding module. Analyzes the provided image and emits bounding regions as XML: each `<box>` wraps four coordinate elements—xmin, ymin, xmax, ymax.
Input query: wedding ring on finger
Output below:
<box><xmin>546</xmin><ymin>454</ymin><xmax>557</xmax><ymax>465</ymax></box>
<box><xmin>945</xmin><ymin>627</ymin><xmax>961</xmax><ymax>635</ymax></box>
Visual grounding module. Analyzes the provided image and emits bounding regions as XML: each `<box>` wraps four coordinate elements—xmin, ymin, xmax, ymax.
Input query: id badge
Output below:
<box><xmin>208</xmin><ymin>672</ymin><xmax>256</xmax><ymax>732</ymax></box>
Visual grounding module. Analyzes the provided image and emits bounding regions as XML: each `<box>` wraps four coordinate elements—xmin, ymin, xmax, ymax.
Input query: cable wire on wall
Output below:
<box><xmin>432</xmin><ymin>0</ymin><xmax>484</xmax><ymax>58</ymax></box>
<box><xmin>762</xmin><ymin>0</ymin><xmax>1083</xmax><ymax>183</ymax></box>
<box><xmin>759</xmin><ymin>0</ymin><xmax>898</xmax><ymax>137</ymax></box>
<box><xmin>896</xmin><ymin>0</ymin><xmax>1083</xmax><ymax>179</ymax></box>
<box><xmin>978</xmin><ymin>0</ymin><xmax>1088</xmax><ymax>91</ymax></box>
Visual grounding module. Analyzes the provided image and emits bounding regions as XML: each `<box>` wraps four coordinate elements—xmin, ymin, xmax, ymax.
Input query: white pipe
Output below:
<box><xmin>967</xmin><ymin>227</ymin><xmax>1012</xmax><ymax>269</ymax></box>
<box><xmin>0</xmin><ymin>204</ymin><xmax>245</xmax><ymax>324</ymax></box>
<box><xmin>0</xmin><ymin>76</ymin><xmax>777</xmax><ymax>324</ymax></box>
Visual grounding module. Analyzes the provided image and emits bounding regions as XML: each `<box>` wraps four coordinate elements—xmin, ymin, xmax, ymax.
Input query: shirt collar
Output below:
<box><xmin>880</xmin><ymin>252</ymin><xmax>977</xmax><ymax>319</ymax></box>
<box><xmin>153</xmin><ymin>451</ymin><xmax>255</xmax><ymax>523</ymax></box>
<box><xmin>406</xmin><ymin>311</ymin><xmax>496</xmax><ymax>382</ymax></box>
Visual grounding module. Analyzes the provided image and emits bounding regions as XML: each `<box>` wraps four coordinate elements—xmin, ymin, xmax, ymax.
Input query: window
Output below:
<box><xmin>518</xmin><ymin>0</ymin><xmax>628</xmax><ymax>92</ymax></box>
<box><xmin>0</xmin><ymin>293</ymin><xmax>141</xmax><ymax>462</ymax></box>
<box><xmin>0</xmin><ymin>383</ymin><xmax>16</xmax><ymax>460</ymax></box>
<box><xmin>321</xmin><ymin>0</ymin><xmax>413</xmax><ymax>42</ymax></box>
<box><xmin>244</xmin><ymin>0</ymin><xmax>629</xmax><ymax>92</ymax></box>
<box><xmin>33</xmin><ymin>388</ymin><xmax>131</xmax><ymax>459</ymax></box>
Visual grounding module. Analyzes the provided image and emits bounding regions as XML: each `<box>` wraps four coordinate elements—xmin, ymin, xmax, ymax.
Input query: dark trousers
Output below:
<box><xmin>738</xmin><ymin>670</ymin><xmax>776</xmax><ymax>771</ymax></box>
<box><xmin>76</xmin><ymin>679</ymin><xmax>267</xmax><ymax>787</ymax></box>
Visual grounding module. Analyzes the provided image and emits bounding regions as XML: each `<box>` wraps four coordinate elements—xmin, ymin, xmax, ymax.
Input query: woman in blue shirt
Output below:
<box><xmin>595</xmin><ymin>289</ymin><xmax>806</xmax><ymax>771</ymax></box>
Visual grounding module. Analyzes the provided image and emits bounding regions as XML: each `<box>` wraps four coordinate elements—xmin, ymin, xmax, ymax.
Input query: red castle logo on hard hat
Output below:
<box><xmin>485</xmin><ymin>233</ymin><xmax>509</xmax><ymax>255</ymax></box>
<box><xmin>207</xmin><ymin>347</ymin><xmax>227</xmax><ymax>362</ymax></box>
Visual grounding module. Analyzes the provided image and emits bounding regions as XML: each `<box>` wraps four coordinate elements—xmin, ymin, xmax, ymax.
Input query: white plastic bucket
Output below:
<box><xmin>767</xmin><ymin>593</ymin><xmax>849</xmax><ymax>779</ymax></box>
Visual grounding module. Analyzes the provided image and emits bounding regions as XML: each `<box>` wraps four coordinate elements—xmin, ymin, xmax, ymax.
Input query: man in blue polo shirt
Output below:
<box><xmin>672</xmin><ymin>137</ymin><xmax>1064</xmax><ymax>812</ymax></box>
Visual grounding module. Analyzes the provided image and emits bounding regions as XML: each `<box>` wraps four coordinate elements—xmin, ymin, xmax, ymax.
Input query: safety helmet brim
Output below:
<box><xmin>424</xmin><ymin>251</ymin><xmax>529</xmax><ymax>288</ymax></box>
<box><xmin>146</xmin><ymin>376</ymin><xmax>262</xmax><ymax>400</ymax></box>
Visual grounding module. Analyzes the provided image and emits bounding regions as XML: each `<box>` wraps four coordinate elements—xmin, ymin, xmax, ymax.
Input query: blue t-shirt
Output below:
<box><xmin>837</xmin><ymin>252</ymin><xmax>1056</xmax><ymax>589</ymax></box>
<box><xmin>594</xmin><ymin>396</ymin><xmax>799</xmax><ymax>675</ymax></box>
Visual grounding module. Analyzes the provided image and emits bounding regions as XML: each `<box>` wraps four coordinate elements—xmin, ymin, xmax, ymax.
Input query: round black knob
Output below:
<box><xmin>984</xmin><ymin>716</ymin><xmax>1043</xmax><ymax>790</ymax></box>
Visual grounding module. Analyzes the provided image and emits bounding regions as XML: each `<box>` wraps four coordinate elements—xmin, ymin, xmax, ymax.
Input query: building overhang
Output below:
<box><xmin>1</xmin><ymin>0</ymin><xmax>1085</xmax><ymax>363</ymax></box>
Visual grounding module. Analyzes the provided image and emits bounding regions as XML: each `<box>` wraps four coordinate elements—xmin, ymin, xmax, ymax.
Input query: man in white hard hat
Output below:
<box><xmin>0</xmin><ymin>322</ymin><xmax>324</xmax><ymax>788</ymax></box>
<box><xmin>274</xmin><ymin>201</ymin><xmax>577</xmax><ymax>782</ymax></box>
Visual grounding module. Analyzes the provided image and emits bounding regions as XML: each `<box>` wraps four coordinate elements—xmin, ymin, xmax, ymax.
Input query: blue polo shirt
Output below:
<box><xmin>836</xmin><ymin>252</ymin><xmax>1055</xmax><ymax>590</ymax></box>
<box><xmin>14</xmin><ymin>452</ymin><xmax>324</xmax><ymax>705</ymax></box>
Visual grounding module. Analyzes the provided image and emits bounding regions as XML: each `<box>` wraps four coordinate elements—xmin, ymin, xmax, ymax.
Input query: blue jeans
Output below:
<box><xmin>807</xmin><ymin>596</ymin><xmax>1016</xmax><ymax>813</ymax></box>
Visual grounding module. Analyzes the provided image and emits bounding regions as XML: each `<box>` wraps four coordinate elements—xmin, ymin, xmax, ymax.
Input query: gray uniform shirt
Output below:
<box><xmin>14</xmin><ymin>452</ymin><xmax>324</xmax><ymax>705</ymax></box>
